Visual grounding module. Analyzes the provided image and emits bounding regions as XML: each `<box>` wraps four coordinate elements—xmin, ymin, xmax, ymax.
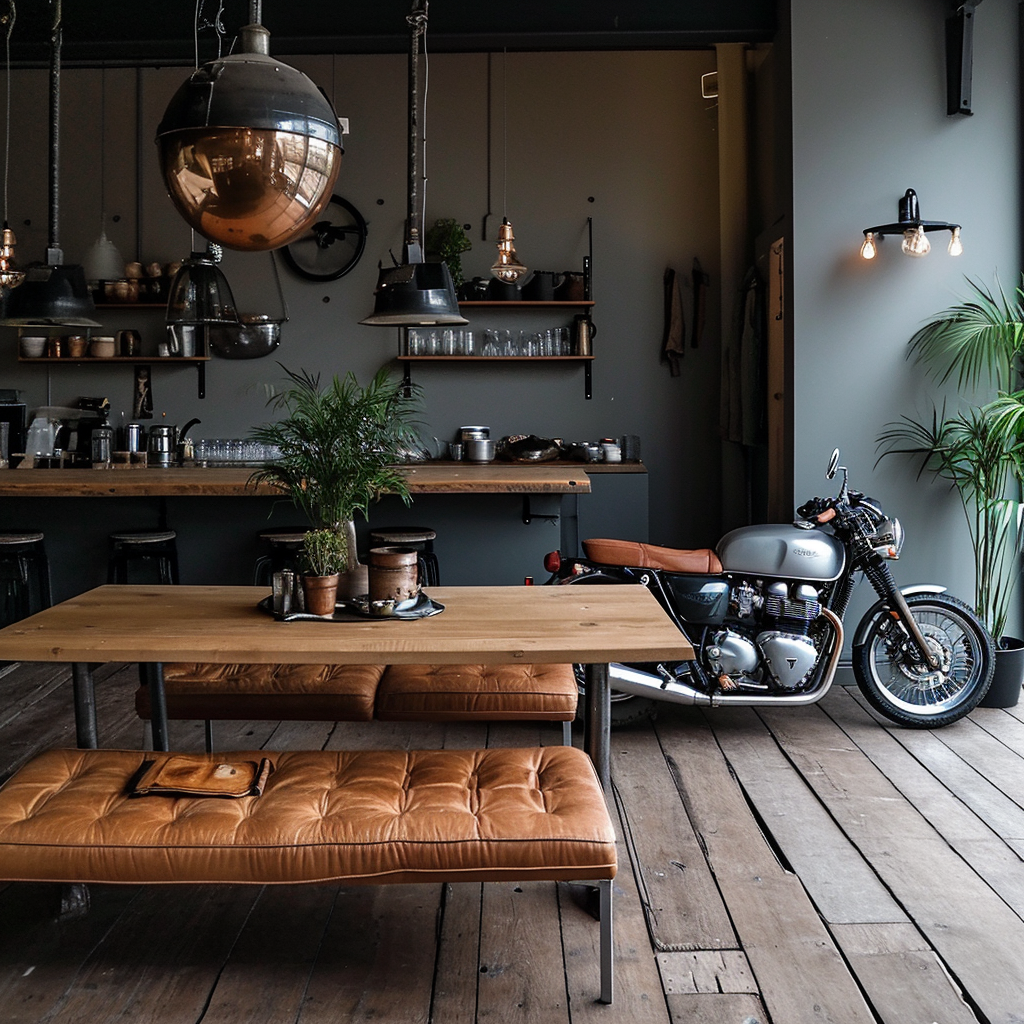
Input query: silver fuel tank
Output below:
<box><xmin>717</xmin><ymin>523</ymin><xmax>846</xmax><ymax>582</ymax></box>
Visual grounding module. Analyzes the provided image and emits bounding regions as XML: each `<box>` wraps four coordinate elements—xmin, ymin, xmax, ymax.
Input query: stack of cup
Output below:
<box><xmin>461</xmin><ymin>425</ymin><xmax>494</xmax><ymax>463</ymax></box>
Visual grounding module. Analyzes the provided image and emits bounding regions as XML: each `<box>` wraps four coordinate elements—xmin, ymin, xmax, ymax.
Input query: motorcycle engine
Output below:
<box><xmin>706</xmin><ymin>580</ymin><xmax>823</xmax><ymax>692</ymax></box>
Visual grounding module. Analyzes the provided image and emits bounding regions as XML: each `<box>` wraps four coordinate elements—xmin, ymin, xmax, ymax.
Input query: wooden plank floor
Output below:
<box><xmin>2</xmin><ymin>661</ymin><xmax>1024</xmax><ymax>1023</ymax></box>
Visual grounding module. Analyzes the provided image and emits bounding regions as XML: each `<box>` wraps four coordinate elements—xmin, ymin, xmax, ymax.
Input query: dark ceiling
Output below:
<box><xmin>10</xmin><ymin>1</ymin><xmax>777</xmax><ymax>67</ymax></box>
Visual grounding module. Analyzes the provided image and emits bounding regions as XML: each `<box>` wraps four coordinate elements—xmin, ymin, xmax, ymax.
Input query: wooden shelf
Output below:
<box><xmin>457</xmin><ymin>300</ymin><xmax>594</xmax><ymax>308</ymax></box>
<box><xmin>398</xmin><ymin>355</ymin><xmax>593</xmax><ymax>362</ymax></box>
<box><xmin>18</xmin><ymin>356</ymin><xmax>209</xmax><ymax>363</ymax></box>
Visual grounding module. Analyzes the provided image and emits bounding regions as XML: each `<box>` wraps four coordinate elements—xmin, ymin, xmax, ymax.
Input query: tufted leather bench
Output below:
<box><xmin>134</xmin><ymin>662</ymin><xmax>579</xmax><ymax>748</ymax></box>
<box><xmin>0</xmin><ymin>744</ymin><xmax>616</xmax><ymax>1001</ymax></box>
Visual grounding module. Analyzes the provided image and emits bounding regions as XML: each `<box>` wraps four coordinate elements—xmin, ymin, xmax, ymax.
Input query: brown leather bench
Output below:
<box><xmin>0</xmin><ymin>744</ymin><xmax>616</xmax><ymax>1002</ymax></box>
<box><xmin>134</xmin><ymin>662</ymin><xmax>579</xmax><ymax>749</ymax></box>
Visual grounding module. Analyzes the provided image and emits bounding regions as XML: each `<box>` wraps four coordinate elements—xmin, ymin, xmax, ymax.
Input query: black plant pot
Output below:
<box><xmin>980</xmin><ymin>635</ymin><xmax>1024</xmax><ymax>708</ymax></box>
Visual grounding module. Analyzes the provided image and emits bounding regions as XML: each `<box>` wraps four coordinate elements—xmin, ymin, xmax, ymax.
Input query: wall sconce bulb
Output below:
<box><xmin>860</xmin><ymin>232</ymin><xmax>877</xmax><ymax>260</ymax></box>
<box><xmin>947</xmin><ymin>226</ymin><xmax>963</xmax><ymax>257</ymax></box>
<box><xmin>901</xmin><ymin>225</ymin><xmax>931</xmax><ymax>258</ymax></box>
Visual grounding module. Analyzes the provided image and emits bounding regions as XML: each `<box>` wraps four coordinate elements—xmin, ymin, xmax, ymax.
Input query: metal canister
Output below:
<box><xmin>125</xmin><ymin>422</ymin><xmax>144</xmax><ymax>452</ymax></box>
<box><xmin>368</xmin><ymin>546</ymin><xmax>419</xmax><ymax>608</ymax></box>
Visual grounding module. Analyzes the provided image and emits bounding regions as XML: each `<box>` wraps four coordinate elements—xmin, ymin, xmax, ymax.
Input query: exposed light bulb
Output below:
<box><xmin>860</xmin><ymin>232</ymin><xmax>877</xmax><ymax>260</ymax></box>
<box><xmin>901</xmin><ymin>225</ymin><xmax>930</xmax><ymax>258</ymax></box>
<box><xmin>947</xmin><ymin>226</ymin><xmax>963</xmax><ymax>257</ymax></box>
<box><xmin>491</xmin><ymin>217</ymin><xmax>528</xmax><ymax>283</ymax></box>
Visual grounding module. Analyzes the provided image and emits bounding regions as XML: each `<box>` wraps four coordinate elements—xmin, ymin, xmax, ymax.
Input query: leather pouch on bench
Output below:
<box><xmin>129</xmin><ymin>755</ymin><xmax>273</xmax><ymax>798</ymax></box>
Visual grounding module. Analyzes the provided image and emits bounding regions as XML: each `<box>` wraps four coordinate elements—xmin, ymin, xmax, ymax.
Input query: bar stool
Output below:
<box><xmin>252</xmin><ymin>528</ymin><xmax>308</xmax><ymax>586</ymax></box>
<box><xmin>368</xmin><ymin>527</ymin><xmax>439</xmax><ymax>586</ymax></box>
<box><xmin>108</xmin><ymin>530</ymin><xmax>179</xmax><ymax>584</ymax></box>
<box><xmin>0</xmin><ymin>532</ymin><xmax>52</xmax><ymax>625</ymax></box>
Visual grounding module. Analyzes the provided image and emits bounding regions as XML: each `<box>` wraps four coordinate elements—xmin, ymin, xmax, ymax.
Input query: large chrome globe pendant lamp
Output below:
<box><xmin>155</xmin><ymin>4</ymin><xmax>343</xmax><ymax>252</ymax></box>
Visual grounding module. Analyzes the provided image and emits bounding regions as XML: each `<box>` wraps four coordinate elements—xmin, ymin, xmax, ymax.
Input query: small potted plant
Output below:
<box><xmin>299</xmin><ymin>528</ymin><xmax>347</xmax><ymax>616</ymax></box>
<box><xmin>425</xmin><ymin>218</ymin><xmax>472</xmax><ymax>290</ymax></box>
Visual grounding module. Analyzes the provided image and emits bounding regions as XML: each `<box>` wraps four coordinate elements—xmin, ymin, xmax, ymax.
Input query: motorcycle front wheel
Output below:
<box><xmin>852</xmin><ymin>593</ymin><xmax>994</xmax><ymax>728</ymax></box>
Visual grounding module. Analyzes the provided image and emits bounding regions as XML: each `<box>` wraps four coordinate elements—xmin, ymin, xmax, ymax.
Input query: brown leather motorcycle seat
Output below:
<box><xmin>583</xmin><ymin>538</ymin><xmax>723</xmax><ymax>574</ymax></box>
<box><xmin>0</xmin><ymin>746</ymin><xmax>616</xmax><ymax>886</ymax></box>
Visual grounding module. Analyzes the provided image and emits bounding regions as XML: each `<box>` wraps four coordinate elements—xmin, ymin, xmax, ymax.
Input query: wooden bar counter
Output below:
<box><xmin>0</xmin><ymin>462</ymin><xmax>611</xmax><ymax>497</ymax></box>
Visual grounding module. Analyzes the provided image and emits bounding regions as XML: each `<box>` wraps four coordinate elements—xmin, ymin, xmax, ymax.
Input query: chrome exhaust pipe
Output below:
<box><xmin>608</xmin><ymin>663</ymin><xmax>711</xmax><ymax>706</ymax></box>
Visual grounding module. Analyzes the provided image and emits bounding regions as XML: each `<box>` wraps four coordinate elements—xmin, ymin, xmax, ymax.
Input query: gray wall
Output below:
<box><xmin>1</xmin><ymin>50</ymin><xmax>725</xmax><ymax>556</ymax></box>
<box><xmin>789</xmin><ymin>0</ymin><xmax>1022</xmax><ymax>633</ymax></box>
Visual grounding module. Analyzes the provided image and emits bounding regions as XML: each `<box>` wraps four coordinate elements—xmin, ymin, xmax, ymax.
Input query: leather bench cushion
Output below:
<box><xmin>582</xmin><ymin>537</ymin><xmax>723</xmax><ymax>574</ymax></box>
<box><xmin>375</xmin><ymin>663</ymin><xmax>578</xmax><ymax>721</ymax></box>
<box><xmin>135</xmin><ymin>663</ymin><xmax>386</xmax><ymax>722</ymax></box>
<box><xmin>0</xmin><ymin>746</ymin><xmax>616</xmax><ymax>886</ymax></box>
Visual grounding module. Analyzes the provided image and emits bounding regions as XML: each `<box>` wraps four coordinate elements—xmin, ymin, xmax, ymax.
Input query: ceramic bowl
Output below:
<box><xmin>19</xmin><ymin>336</ymin><xmax>46</xmax><ymax>357</ymax></box>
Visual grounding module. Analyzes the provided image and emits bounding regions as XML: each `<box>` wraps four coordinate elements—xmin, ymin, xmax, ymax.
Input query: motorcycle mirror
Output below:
<box><xmin>826</xmin><ymin>448</ymin><xmax>840</xmax><ymax>479</ymax></box>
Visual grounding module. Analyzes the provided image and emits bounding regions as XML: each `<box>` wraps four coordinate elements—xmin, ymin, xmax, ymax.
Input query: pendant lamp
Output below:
<box><xmin>489</xmin><ymin>51</ymin><xmax>527</xmax><ymax>285</ymax></box>
<box><xmin>0</xmin><ymin>0</ymin><xmax>23</xmax><ymax>291</ymax></box>
<box><xmin>360</xmin><ymin>0</ymin><xmax>466</xmax><ymax>326</ymax></box>
<box><xmin>0</xmin><ymin>0</ymin><xmax>100</xmax><ymax>327</ymax></box>
<box><xmin>155</xmin><ymin>3</ymin><xmax>343</xmax><ymax>253</ymax></box>
<box><xmin>82</xmin><ymin>67</ymin><xmax>125</xmax><ymax>286</ymax></box>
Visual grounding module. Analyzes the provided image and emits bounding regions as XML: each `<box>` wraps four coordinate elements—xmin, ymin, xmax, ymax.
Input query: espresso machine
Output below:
<box><xmin>63</xmin><ymin>397</ymin><xmax>110</xmax><ymax>466</ymax></box>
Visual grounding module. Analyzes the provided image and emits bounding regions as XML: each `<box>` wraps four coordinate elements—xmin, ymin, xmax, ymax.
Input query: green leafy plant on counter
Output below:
<box><xmin>249</xmin><ymin>366</ymin><xmax>421</xmax><ymax>571</ymax></box>
<box><xmin>425</xmin><ymin>218</ymin><xmax>472</xmax><ymax>289</ymax></box>
<box><xmin>301</xmin><ymin>528</ymin><xmax>347</xmax><ymax>578</ymax></box>
<box><xmin>877</xmin><ymin>276</ymin><xmax>1024</xmax><ymax>641</ymax></box>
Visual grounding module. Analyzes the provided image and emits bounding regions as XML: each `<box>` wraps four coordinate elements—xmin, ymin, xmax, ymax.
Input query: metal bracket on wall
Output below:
<box><xmin>522</xmin><ymin>496</ymin><xmax>559</xmax><ymax>525</ymax></box>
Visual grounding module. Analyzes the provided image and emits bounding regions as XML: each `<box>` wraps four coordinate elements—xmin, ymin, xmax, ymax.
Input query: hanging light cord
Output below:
<box><xmin>407</xmin><ymin>3</ymin><xmax>430</xmax><ymax>239</ymax></box>
<box><xmin>501</xmin><ymin>48</ymin><xmax>507</xmax><ymax>218</ymax></box>
<box><xmin>2</xmin><ymin>0</ymin><xmax>14</xmax><ymax>225</ymax></box>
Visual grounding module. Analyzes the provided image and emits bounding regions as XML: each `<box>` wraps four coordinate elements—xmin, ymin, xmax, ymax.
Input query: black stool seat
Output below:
<box><xmin>369</xmin><ymin>526</ymin><xmax>439</xmax><ymax>586</ymax></box>
<box><xmin>108</xmin><ymin>530</ymin><xmax>179</xmax><ymax>585</ymax></box>
<box><xmin>0</xmin><ymin>532</ymin><xmax>52</xmax><ymax>626</ymax></box>
<box><xmin>253</xmin><ymin>527</ymin><xmax>308</xmax><ymax>586</ymax></box>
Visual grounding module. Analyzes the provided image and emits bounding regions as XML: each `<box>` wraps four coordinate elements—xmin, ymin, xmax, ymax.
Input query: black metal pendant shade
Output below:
<box><xmin>362</xmin><ymin>260</ymin><xmax>466</xmax><ymax>326</ymax></box>
<box><xmin>0</xmin><ymin>262</ymin><xmax>101</xmax><ymax>327</ymax></box>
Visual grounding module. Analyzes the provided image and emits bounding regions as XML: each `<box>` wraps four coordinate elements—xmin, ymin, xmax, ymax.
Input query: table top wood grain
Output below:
<box><xmin>0</xmin><ymin>463</ymin><xmax>607</xmax><ymax>497</ymax></box>
<box><xmin>0</xmin><ymin>584</ymin><xmax>692</xmax><ymax>666</ymax></box>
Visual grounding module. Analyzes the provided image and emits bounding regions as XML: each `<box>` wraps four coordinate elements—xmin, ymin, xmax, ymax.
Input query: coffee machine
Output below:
<box><xmin>63</xmin><ymin>397</ymin><xmax>110</xmax><ymax>466</ymax></box>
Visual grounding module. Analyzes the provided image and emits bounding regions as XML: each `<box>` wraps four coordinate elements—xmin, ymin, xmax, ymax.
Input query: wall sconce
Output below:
<box><xmin>860</xmin><ymin>188</ymin><xmax>962</xmax><ymax>260</ymax></box>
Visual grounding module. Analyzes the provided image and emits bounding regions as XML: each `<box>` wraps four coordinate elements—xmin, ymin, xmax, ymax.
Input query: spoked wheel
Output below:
<box><xmin>853</xmin><ymin>593</ymin><xmax>994</xmax><ymax>728</ymax></box>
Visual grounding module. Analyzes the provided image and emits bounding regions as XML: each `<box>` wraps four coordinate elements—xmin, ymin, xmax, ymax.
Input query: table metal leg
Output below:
<box><xmin>71</xmin><ymin>662</ymin><xmax>98</xmax><ymax>749</ymax></box>
<box><xmin>139</xmin><ymin>662</ymin><xmax>169</xmax><ymax>751</ymax></box>
<box><xmin>584</xmin><ymin>662</ymin><xmax>611</xmax><ymax>790</ymax></box>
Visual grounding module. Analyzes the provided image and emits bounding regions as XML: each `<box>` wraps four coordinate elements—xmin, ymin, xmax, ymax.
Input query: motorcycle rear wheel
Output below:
<box><xmin>853</xmin><ymin>593</ymin><xmax>994</xmax><ymax>728</ymax></box>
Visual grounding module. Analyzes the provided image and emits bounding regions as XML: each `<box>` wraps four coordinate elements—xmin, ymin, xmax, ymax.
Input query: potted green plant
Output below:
<box><xmin>249</xmin><ymin>365</ymin><xmax>421</xmax><ymax>597</ymax></box>
<box><xmin>878</xmin><ymin>275</ymin><xmax>1024</xmax><ymax>707</ymax></box>
<box><xmin>425</xmin><ymin>218</ymin><xmax>472</xmax><ymax>290</ymax></box>
<box><xmin>299</xmin><ymin>528</ymin><xmax>347</xmax><ymax>615</ymax></box>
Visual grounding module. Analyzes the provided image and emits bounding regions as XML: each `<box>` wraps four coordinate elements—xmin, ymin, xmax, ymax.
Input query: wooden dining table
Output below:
<box><xmin>0</xmin><ymin>583</ymin><xmax>692</xmax><ymax>787</ymax></box>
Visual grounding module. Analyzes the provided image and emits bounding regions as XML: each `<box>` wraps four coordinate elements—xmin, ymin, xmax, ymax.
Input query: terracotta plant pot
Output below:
<box><xmin>301</xmin><ymin>573</ymin><xmax>339</xmax><ymax>617</ymax></box>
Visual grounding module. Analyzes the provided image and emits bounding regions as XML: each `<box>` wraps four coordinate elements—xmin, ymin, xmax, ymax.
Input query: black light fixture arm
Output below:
<box><xmin>404</xmin><ymin>0</ymin><xmax>427</xmax><ymax>263</ymax></box>
<box><xmin>862</xmin><ymin>188</ymin><xmax>959</xmax><ymax>237</ymax></box>
<box><xmin>47</xmin><ymin>0</ymin><xmax>61</xmax><ymax>263</ymax></box>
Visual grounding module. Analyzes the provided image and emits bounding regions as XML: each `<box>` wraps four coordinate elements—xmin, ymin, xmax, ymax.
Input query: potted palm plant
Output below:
<box><xmin>878</xmin><ymin>276</ymin><xmax>1024</xmax><ymax>707</ymax></box>
<box><xmin>249</xmin><ymin>365</ymin><xmax>421</xmax><ymax>598</ymax></box>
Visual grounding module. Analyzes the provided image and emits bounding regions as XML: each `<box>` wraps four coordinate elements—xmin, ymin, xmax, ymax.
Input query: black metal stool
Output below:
<box><xmin>108</xmin><ymin>530</ymin><xmax>179</xmax><ymax>584</ymax></box>
<box><xmin>368</xmin><ymin>527</ymin><xmax>439</xmax><ymax>586</ymax></box>
<box><xmin>253</xmin><ymin>528</ymin><xmax>308</xmax><ymax>586</ymax></box>
<box><xmin>0</xmin><ymin>532</ymin><xmax>52</xmax><ymax>626</ymax></box>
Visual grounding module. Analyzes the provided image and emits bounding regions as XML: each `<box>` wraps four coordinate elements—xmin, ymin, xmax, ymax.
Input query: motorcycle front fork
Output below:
<box><xmin>860</xmin><ymin>554</ymin><xmax>941</xmax><ymax>671</ymax></box>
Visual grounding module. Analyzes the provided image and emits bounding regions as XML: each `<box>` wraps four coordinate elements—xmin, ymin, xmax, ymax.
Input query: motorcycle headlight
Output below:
<box><xmin>870</xmin><ymin>516</ymin><xmax>904</xmax><ymax>559</ymax></box>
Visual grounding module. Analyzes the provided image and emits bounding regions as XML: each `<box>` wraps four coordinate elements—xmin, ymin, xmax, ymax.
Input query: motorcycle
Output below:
<box><xmin>544</xmin><ymin>448</ymin><xmax>995</xmax><ymax>729</ymax></box>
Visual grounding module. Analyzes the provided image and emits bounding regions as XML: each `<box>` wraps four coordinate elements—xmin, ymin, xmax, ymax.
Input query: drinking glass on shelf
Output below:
<box><xmin>460</xmin><ymin>330</ymin><xmax>476</xmax><ymax>355</ymax></box>
<box><xmin>554</xmin><ymin>327</ymin><xmax>571</xmax><ymax>355</ymax></box>
<box><xmin>482</xmin><ymin>330</ymin><xmax>499</xmax><ymax>356</ymax></box>
<box><xmin>442</xmin><ymin>329</ymin><xmax>457</xmax><ymax>355</ymax></box>
<box><xmin>406</xmin><ymin>329</ymin><xmax>423</xmax><ymax>355</ymax></box>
